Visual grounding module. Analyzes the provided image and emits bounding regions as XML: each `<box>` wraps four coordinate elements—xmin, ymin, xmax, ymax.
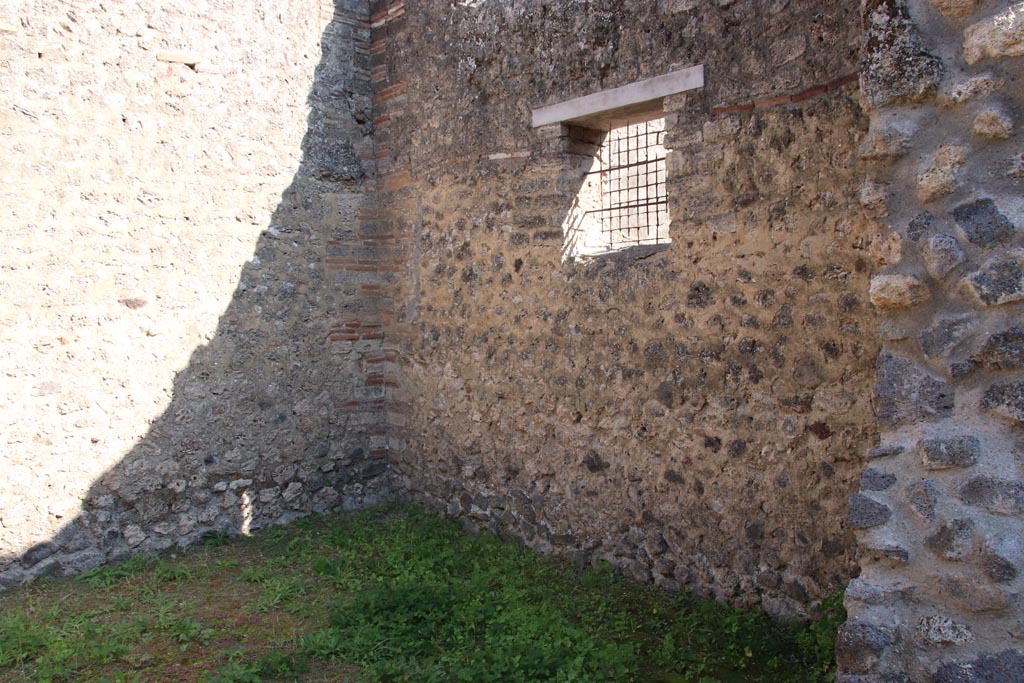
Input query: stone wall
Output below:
<box><xmin>376</xmin><ymin>0</ymin><xmax>881</xmax><ymax>617</ymax></box>
<box><xmin>839</xmin><ymin>0</ymin><xmax>1024</xmax><ymax>680</ymax></box>
<box><xmin>0</xmin><ymin>0</ymin><xmax>393</xmax><ymax>586</ymax></box>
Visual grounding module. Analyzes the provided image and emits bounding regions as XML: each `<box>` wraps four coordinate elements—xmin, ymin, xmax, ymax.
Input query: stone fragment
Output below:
<box><xmin>868</xmin><ymin>444</ymin><xmax>905</xmax><ymax>459</ymax></box>
<box><xmin>870</xmin><ymin>232</ymin><xmax>902</xmax><ymax>267</ymax></box>
<box><xmin>906</xmin><ymin>481</ymin><xmax>939</xmax><ymax>519</ymax></box>
<box><xmin>869</xmin><ymin>274</ymin><xmax>930</xmax><ymax>309</ymax></box>
<box><xmin>930</xmin><ymin>0</ymin><xmax>979</xmax><ymax>19</ymax></box>
<box><xmin>861</xmin><ymin>0</ymin><xmax>944</xmax><ymax>107</ymax></box>
<box><xmin>845</xmin><ymin>578</ymin><xmax>916</xmax><ymax>606</ymax></box>
<box><xmin>941</xmin><ymin>576</ymin><xmax>1009</xmax><ymax>613</ymax></box>
<box><xmin>939</xmin><ymin>73</ymin><xmax>1001</xmax><ymax>105</ymax></box>
<box><xmin>981</xmin><ymin>534</ymin><xmax>1021</xmax><ymax>583</ymax></box>
<box><xmin>916</xmin><ymin>615</ymin><xmax>974</xmax><ymax>646</ymax></box>
<box><xmin>951</xmin><ymin>198</ymin><xmax>1016</xmax><ymax>248</ymax></box>
<box><xmin>878</xmin><ymin>322</ymin><xmax>914</xmax><ymax>343</ymax></box>
<box><xmin>972</xmin><ymin>326</ymin><xmax>1024</xmax><ymax>369</ymax></box>
<box><xmin>282</xmin><ymin>481</ymin><xmax>303</xmax><ymax>503</ymax></box>
<box><xmin>123</xmin><ymin>525</ymin><xmax>146</xmax><ymax>547</ymax></box>
<box><xmin>848</xmin><ymin>493</ymin><xmax>892</xmax><ymax>529</ymax></box>
<box><xmin>981</xmin><ymin>548</ymin><xmax>1018</xmax><ymax>583</ymax></box>
<box><xmin>923</xmin><ymin>233</ymin><xmax>965</xmax><ymax>279</ymax></box>
<box><xmin>919</xmin><ymin>435</ymin><xmax>981</xmax><ymax>469</ymax></box>
<box><xmin>860</xmin><ymin>179</ymin><xmax>890</xmax><ymax>217</ymax></box>
<box><xmin>906</xmin><ymin>211</ymin><xmax>935</xmax><ymax>241</ymax></box>
<box><xmin>919</xmin><ymin>315</ymin><xmax>972</xmax><ymax>358</ymax></box>
<box><xmin>965</xmin><ymin>250</ymin><xmax>1024</xmax><ymax>305</ymax></box>
<box><xmin>925</xmin><ymin>518</ymin><xmax>976</xmax><ymax>559</ymax></box>
<box><xmin>835</xmin><ymin>622</ymin><xmax>894</xmax><ymax>674</ymax></box>
<box><xmin>973</xmin><ymin>107</ymin><xmax>1014</xmax><ymax>139</ymax></box>
<box><xmin>917</xmin><ymin>145</ymin><xmax>967</xmax><ymax>203</ymax></box>
<box><xmin>981</xmin><ymin>380</ymin><xmax>1024</xmax><ymax>423</ymax></box>
<box><xmin>959</xmin><ymin>476</ymin><xmax>1024</xmax><ymax>515</ymax></box>
<box><xmin>861</xmin><ymin>468</ymin><xmax>897</xmax><ymax>491</ymax></box>
<box><xmin>875</xmin><ymin>353</ymin><xmax>954</xmax><ymax>427</ymax></box>
<box><xmin>861</xmin><ymin>542</ymin><xmax>910</xmax><ymax>564</ymax></box>
<box><xmin>963</xmin><ymin>4</ymin><xmax>1024</xmax><ymax>64</ymax></box>
<box><xmin>858</xmin><ymin>120</ymin><xmax>914</xmax><ymax>161</ymax></box>
<box><xmin>934</xmin><ymin>649</ymin><xmax>1024</xmax><ymax>683</ymax></box>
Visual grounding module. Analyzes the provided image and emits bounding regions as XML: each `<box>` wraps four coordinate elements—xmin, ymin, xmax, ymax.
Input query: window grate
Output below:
<box><xmin>585</xmin><ymin>118</ymin><xmax>669</xmax><ymax>252</ymax></box>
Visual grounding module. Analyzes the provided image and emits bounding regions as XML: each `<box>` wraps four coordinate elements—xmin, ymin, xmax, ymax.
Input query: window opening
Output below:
<box><xmin>591</xmin><ymin>118</ymin><xmax>669</xmax><ymax>252</ymax></box>
<box><xmin>563</xmin><ymin>117</ymin><xmax>671</xmax><ymax>261</ymax></box>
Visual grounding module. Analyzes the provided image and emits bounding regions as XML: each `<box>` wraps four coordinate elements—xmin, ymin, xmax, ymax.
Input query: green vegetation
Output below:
<box><xmin>0</xmin><ymin>505</ymin><xmax>843</xmax><ymax>682</ymax></box>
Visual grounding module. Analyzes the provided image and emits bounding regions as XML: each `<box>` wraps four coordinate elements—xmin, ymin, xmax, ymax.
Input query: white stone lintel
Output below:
<box><xmin>531</xmin><ymin>64</ymin><xmax>704</xmax><ymax>128</ymax></box>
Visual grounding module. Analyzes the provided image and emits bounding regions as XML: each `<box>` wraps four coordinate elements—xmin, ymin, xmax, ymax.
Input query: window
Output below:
<box><xmin>564</xmin><ymin>117</ymin><xmax>670</xmax><ymax>259</ymax></box>
<box><xmin>530</xmin><ymin>65</ymin><xmax>703</xmax><ymax>262</ymax></box>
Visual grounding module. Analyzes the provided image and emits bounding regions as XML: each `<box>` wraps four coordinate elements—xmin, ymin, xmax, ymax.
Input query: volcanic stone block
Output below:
<box><xmin>981</xmin><ymin>380</ymin><xmax>1024</xmax><ymax>423</ymax></box>
<box><xmin>875</xmin><ymin>353</ymin><xmax>954</xmax><ymax>427</ymax></box>
<box><xmin>971</xmin><ymin>327</ymin><xmax>1024</xmax><ymax>370</ymax></box>
<box><xmin>919</xmin><ymin>435</ymin><xmax>980</xmax><ymax>469</ymax></box>
<box><xmin>951</xmin><ymin>199</ymin><xmax>1015</xmax><ymax>248</ymax></box>
<box><xmin>848</xmin><ymin>493</ymin><xmax>892</xmax><ymax>529</ymax></box>
<box><xmin>835</xmin><ymin>622</ymin><xmax>894</xmax><ymax>674</ymax></box>
<box><xmin>965</xmin><ymin>251</ymin><xmax>1024</xmax><ymax>306</ymax></box>
<box><xmin>934</xmin><ymin>650</ymin><xmax>1024</xmax><ymax>683</ymax></box>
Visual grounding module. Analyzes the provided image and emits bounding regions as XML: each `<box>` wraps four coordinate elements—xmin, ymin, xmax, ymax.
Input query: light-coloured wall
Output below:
<box><xmin>0</xmin><ymin>0</ymin><xmax>393</xmax><ymax>586</ymax></box>
<box><xmin>840</xmin><ymin>1</ymin><xmax>1024</xmax><ymax>680</ymax></box>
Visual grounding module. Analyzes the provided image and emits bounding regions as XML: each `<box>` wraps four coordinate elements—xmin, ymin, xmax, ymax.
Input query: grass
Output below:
<box><xmin>0</xmin><ymin>505</ymin><xmax>844</xmax><ymax>682</ymax></box>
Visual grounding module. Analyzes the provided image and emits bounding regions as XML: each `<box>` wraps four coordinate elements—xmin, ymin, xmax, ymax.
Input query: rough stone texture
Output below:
<box><xmin>972</xmin><ymin>107</ymin><xmax>1014</xmax><ymax>139</ymax></box>
<box><xmin>835</xmin><ymin>621</ymin><xmax>895</xmax><ymax>674</ymax></box>
<box><xmin>378</xmin><ymin>0</ymin><xmax>878</xmax><ymax>617</ymax></box>
<box><xmin>0</xmin><ymin>0</ymin><xmax>1022</xmax><ymax>678</ymax></box>
<box><xmin>916</xmin><ymin>615</ymin><xmax>973</xmax><ymax>645</ymax></box>
<box><xmin>934</xmin><ymin>650</ymin><xmax>1024</xmax><ymax>683</ymax></box>
<box><xmin>980</xmin><ymin>380</ymin><xmax>1024</xmax><ymax>424</ymax></box>
<box><xmin>874</xmin><ymin>353</ymin><xmax>954</xmax><ymax>426</ymax></box>
<box><xmin>958</xmin><ymin>476</ymin><xmax>1024</xmax><ymax>515</ymax></box>
<box><xmin>861</xmin><ymin>0</ymin><xmax>944</xmax><ymax>107</ymax></box>
<box><xmin>918</xmin><ymin>435</ymin><xmax>981</xmax><ymax>469</ymax></box>
<box><xmin>917</xmin><ymin>145</ymin><xmax>967</xmax><ymax>203</ymax></box>
<box><xmin>847</xmin><ymin>0</ymin><xmax>1024</xmax><ymax>679</ymax></box>
<box><xmin>870</xmin><ymin>274</ymin><xmax>932</xmax><ymax>308</ymax></box>
<box><xmin>965</xmin><ymin>250</ymin><xmax>1024</xmax><ymax>305</ymax></box>
<box><xmin>924</xmin><ymin>518</ymin><xmax>975</xmax><ymax>559</ymax></box>
<box><xmin>951</xmin><ymin>199</ymin><xmax>1016</xmax><ymax>248</ymax></box>
<box><xmin>848</xmin><ymin>494</ymin><xmax>893</xmax><ymax>529</ymax></box>
<box><xmin>862</xmin><ymin>468</ymin><xmax>898</xmax><ymax>491</ymax></box>
<box><xmin>919</xmin><ymin>315</ymin><xmax>972</xmax><ymax>357</ymax></box>
<box><xmin>963</xmin><ymin>3</ymin><xmax>1024</xmax><ymax>65</ymax></box>
<box><xmin>938</xmin><ymin>73</ymin><xmax>1001</xmax><ymax>105</ymax></box>
<box><xmin>923</xmin><ymin>234</ymin><xmax>966</xmax><ymax>279</ymax></box>
<box><xmin>0</xmin><ymin>0</ymin><xmax>392</xmax><ymax>586</ymax></box>
<box><xmin>929</xmin><ymin>0</ymin><xmax>979</xmax><ymax>19</ymax></box>
<box><xmin>971</xmin><ymin>326</ymin><xmax>1024</xmax><ymax>369</ymax></box>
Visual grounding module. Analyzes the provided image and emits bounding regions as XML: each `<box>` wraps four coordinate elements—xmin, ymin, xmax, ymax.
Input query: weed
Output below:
<box><xmin>0</xmin><ymin>611</ymin><xmax>50</xmax><ymax>666</ymax></box>
<box><xmin>246</xmin><ymin>576</ymin><xmax>307</xmax><ymax>614</ymax></box>
<box><xmin>153</xmin><ymin>559</ymin><xmax>194</xmax><ymax>582</ymax></box>
<box><xmin>79</xmin><ymin>554</ymin><xmax>154</xmax><ymax>589</ymax></box>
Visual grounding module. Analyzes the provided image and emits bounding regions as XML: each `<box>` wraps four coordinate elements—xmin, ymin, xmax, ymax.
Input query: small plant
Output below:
<box><xmin>79</xmin><ymin>554</ymin><xmax>154</xmax><ymax>589</ymax></box>
<box><xmin>153</xmin><ymin>559</ymin><xmax>194</xmax><ymax>582</ymax></box>
<box><xmin>0</xmin><ymin>611</ymin><xmax>51</xmax><ymax>666</ymax></box>
<box><xmin>246</xmin><ymin>576</ymin><xmax>308</xmax><ymax>614</ymax></box>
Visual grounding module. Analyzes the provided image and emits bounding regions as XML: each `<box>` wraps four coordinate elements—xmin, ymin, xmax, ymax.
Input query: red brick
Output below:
<box><xmin>709</xmin><ymin>102</ymin><xmax>754</xmax><ymax>115</ymax></box>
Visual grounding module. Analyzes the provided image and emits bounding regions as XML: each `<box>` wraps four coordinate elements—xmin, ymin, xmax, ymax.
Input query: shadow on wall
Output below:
<box><xmin>0</xmin><ymin>0</ymin><xmax>394</xmax><ymax>586</ymax></box>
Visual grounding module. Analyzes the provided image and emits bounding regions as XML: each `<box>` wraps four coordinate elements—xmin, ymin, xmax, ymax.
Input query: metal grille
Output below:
<box><xmin>585</xmin><ymin>118</ymin><xmax>669</xmax><ymax>251</ymax></box>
